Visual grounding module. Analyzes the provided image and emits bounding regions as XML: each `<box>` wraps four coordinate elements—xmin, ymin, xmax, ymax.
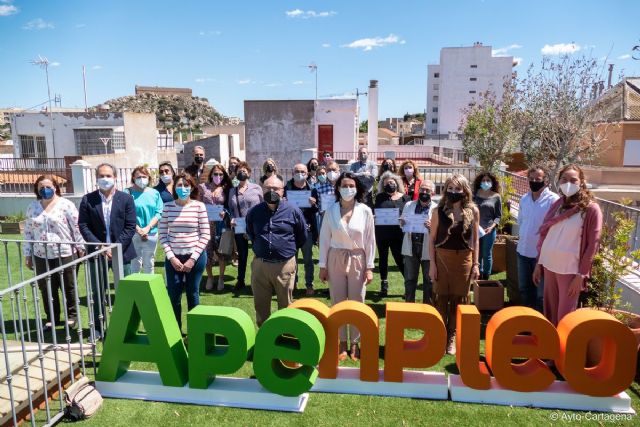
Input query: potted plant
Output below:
<box><xmin>0</xmin><ymin>212</ymin><xmax>26</xmax><ymax>234</ymax></box>
<box><xmin>584</xmin><ymin>208</ymin><xmax>640</xmax><ymax>369</ymax></box>
<box><xmin>491</xmin><ymin>174</ymin><xmax>516</xmax><ymax>273</ymax></box>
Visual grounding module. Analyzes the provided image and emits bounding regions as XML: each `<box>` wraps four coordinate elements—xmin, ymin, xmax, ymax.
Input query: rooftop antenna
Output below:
<box><xmin>30</xmin><ymin>55</ymin><xmax>56</xmax><ymax>157</ymax></box>
<box><xmin>307</xmin><ymin>62</ymin><xmax>318</xmax><ymax>100</ymax></box>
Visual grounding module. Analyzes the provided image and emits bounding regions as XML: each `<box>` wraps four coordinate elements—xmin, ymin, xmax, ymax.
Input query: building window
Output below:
<box><xmin>433</xmin><ymin>95</ymin><xmax>439</xmax><ymax>102</ymax></box>
<box><xmin>469</xmin><ymin>90</ymin><xmax>476</xmax><ymax>94</ymax></box>
<box><xmin>443</xmin><ymin>148</ymin><xmax>454</xmax><ymax>158</ymax></box>
<box><xmin>431</xmin><ymin>129</ymin><xmax>437</xmax><ymax>134</ymax></box>
<box><xmin>470</xmin><ymin>64</ymin><xmax>478</xmax><ymax>68</ymax></box>
<box><xmin>432</xmin><ymin>107</ymin><xmax>438</xmax><ymax>113</ymax></box>
<box><xmin>433</xmin><ymin>146</ymin><xmax>440</xmax><ymax>155</ymax></box>
<box><xmin>74</xmin><ymin>128</ymin><xmax>126</xmax><ymax>155</ymax></box>
<box><xmin>470</xmin><ymin>77</ymin><xmax>477</xmax><ymax>81</ymax></box>
<box><xmin>19</xmin><ymin>135</ymin><xmax>47</xmax><ymax>159</ymax></box>
<box><xmin>434</xmin><ymin>72</ymin><xmax>440</xmax><ymax>78</ymax></box>
<box><xmin>433</xmin><ymin>83</ymin><xmax>439</xmax><ymax>90</ymax></box>
<box><xmin>432</xmin><ymin>118</ymin><xmax>438</xmax><ymax>124</ymax></box>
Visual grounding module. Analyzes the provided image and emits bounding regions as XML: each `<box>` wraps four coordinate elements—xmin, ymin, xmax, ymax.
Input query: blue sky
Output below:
<box><xmin>0</xmin><ymin>0</ymin><xmax>638</xmax><ymax>120</ymax></box>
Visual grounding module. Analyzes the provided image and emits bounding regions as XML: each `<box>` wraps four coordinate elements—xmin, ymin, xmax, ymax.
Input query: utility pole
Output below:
<box><xmin>31</xmin><ymin>56</ymin><xmax>57</xmax><ymax>158</ymax></box>
<box><xmin>83</xmin><ymin>65</ymin><xmax>88</xmax><ymax>112</ymax></box>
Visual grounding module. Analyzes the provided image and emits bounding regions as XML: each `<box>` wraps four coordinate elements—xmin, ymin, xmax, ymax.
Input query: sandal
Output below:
<box><xmin>350</xmin><ymin>343</ymin><xmax>360</xmax><ymax>361</ymax></box>
<box><xmin>338</xmin><ymin>341</ymin><xmax>348</xmax><ymax>361</ymax></box>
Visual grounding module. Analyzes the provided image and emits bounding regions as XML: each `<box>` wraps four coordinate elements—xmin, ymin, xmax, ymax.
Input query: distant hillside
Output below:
<box><xmin>95</xmin><ymin>93</ymin><xmax>226</xmax><ymax>129</ymax></box>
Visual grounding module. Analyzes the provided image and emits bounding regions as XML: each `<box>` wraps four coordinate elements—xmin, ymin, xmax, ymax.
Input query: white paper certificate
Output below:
<box><xmin>206</xmin><ymin>204</ymin><xmax>224</xmax><ymax>221</ymax></box>
<box><xmin>402</xmin><ymin>213</ymin><xmax>428</xmax><ymax>234</ymax></box>
<box><xmin>233</xmin><ymin>217</ymin><xmax>246</xmax><ymax>234</ymax></box>
<box><xmin>287</xmin><ymin>190</ymin><xmax>312</xmax><ymax>208</ymax></box>
<box><xmin>374</xmin><ymin>208</ymin><xmax>400</xmax><ymax>226</ymax></box>
<box><xmin>320</xmin><ymin>193</ymin><xmax>335</xmax><ymax>212</ymax></box>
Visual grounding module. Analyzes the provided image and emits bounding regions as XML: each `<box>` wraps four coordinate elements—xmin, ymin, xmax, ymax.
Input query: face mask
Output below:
<box><xmin>529</xmin><ymin>180</ymin><xmax>545</xmax><ymax>192</ymax></box>
<box><xmin>264</xmin><ymin>190</ymin><xmax>280</xmax><ymax>204</ymax></box>
<box><xmin>359</xmin><ymin>154</ymin><xmax>368</xmax><ymax>162</ymax></box>
<box><xmin>265</xmin><ymin>164</ymin><xmax>275</xmax><ymax>173</ymax></box>
<box><xmin>384</xmin><ymin>183</ymin><xmax>397</xmax><ymax>194</ymax></box>
<box><xmin>480</xmin><ymin>181</ymin><xmax>492</xmax><ymax>191</ymax></box>
<box><xmin>419</xmin><ymin>193</ymin><xmax>431</xmax><ymax>204</ymax></box>
<box><xmin>327</xmin><ymin>171</ymin><xmax>339</xmax><ymax>182</ymax></box>
<box><xmin>231</xmin><ymin>178</ymin><xmax>240</xmax><ymax>187</ymax></box>
<box><xmin>194</xmin><ymin>156</ymin><xmax>204</xmax><ymax>165</ymax></box>
<box><xmin>97</xmin><ymin>177</ymin><xmax>115</xmax><ymax>191</ymax></box>
<box><xmin>317</xmin><ymin>175</ymin><xmax>327</xmax><ymax>183</ymax></box>
<box><xmin>294</xmin><ymin>173</ymin><xmax>306</xmax><ymax>183</ymax></box>
<box><xmin>135</xmin><ymin>177</ymin><xmax>149</xmax><ymax>189</ymax></box>
<box><xmin>339</xmin><ymin>187</ymin><xmax>357</xmax><ymax>201</ymax></box>
<box><xmin>39</xmin><ymin>187</ymin><xmax>54</xmax><ymax>200</ymax></box>
<box><xmin>237</xmin><ymin>171</ymin><xmax>249</xmax><ymax>181</ymax></box>
<box><xmin>176</xmin><ymin>187</ymin><xmax>191</xmax><ymax>200</ymax></box>
<box><xmin>310</xmin><ymin>163</ymin><xmax>318</xmax><ymax>171</ymax></box>
<box><xmin>404</xmin><ymin>168</ymin><xmax>414</xmax><ymax>178</ymax></box>
<box><xmin>212</xmin><ymin>175</ymin><xmax>223</xmax><ymax>185</ymax></box>
<box><xmin>160</xmin><ymin>174</ymin><xmax>172</xmax><ymax>185</ymax></box>
<box><xmin>447</xmin><ymin>191</ymin><xmax>464</xmax><ymax>203</ymax></box>
<box><xmin>324</xmin><ymin>156</ymin><xmax>332</xmax><ymax>162</ymax></box>
<box><xmin>560</xmin><ymin>182</ymin><xmax>580</xmax><ymax>198</ymax></box>
<box><xmin>382</xmin><ymin>163</ymin><xmax>390</xmax><ymax>172</ymax></box>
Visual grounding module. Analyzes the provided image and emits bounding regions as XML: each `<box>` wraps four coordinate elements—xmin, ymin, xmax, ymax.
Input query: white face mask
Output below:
<box><xmin>97</xmin><ymin>177</ymin><xmax>115</xmax><ymax>191</ymax></box>
<box><xmin>327</xmin><ymin>171</ymin><xmax>339</xmax><ymax>182</ymax></box>
<box><xmin>294</xmin><ymin>173</ymin><xmax>306</xmax><ymax>183</ymax></box>
<box><xmin>135</xmin><ymin>177</ymin><xmax>149</xmax><ymax>189</ymax></box>
<box><xmin>160</xmin><ymin>175</ymin><xmax>172</xmax><ymax>184</ymax></box>
<box><xmin>559</xmin><ymin>182</ymin><xmax>580</xmax><ymax>197</ymax></box>
<box><xmin>339</xmin><ymin>187</ymin><xmax>357</xmax><ymax>201</ymax></box>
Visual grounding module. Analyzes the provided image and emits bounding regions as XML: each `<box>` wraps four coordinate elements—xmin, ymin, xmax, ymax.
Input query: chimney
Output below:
<box><xmin>607</xmin><ymin>64</ymin><xmax>614</xmax><ymax>89</ymax></box>
<box><xmin>367</xmin><ymin>80</ymin><xmax>378</xmax><ymax>153</ymax></box>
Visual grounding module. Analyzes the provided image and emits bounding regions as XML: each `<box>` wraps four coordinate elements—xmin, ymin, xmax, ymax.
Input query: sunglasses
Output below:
<box><xmin>212</xmin><ymin>173</ymin><xmax>224</xmax><ymax>177</ymax></box>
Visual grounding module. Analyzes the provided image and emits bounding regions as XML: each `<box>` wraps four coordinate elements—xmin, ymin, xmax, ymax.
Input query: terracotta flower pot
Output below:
<box><xmin>491</xmin><ymin>235</ymin><xmax>507</xmax><ymax>273</ymax></box>
<box><xmin>473</xmin><ymin>280</ymin><xmax>505</xmax><ymax>311</ymax></box>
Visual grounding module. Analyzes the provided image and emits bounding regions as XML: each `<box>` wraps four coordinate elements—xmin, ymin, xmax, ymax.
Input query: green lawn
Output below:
<box><xmin>1</xmin><ymin>234</ymin><xmax>638</xmax><ymax>426</ymax></box>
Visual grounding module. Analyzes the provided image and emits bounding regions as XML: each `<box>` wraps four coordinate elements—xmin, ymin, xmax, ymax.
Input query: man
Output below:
<box><xmin>184</xmin><ymin>145</ymin><xmax>206</xmax><ymax>183</ymax></box>
<box><xmin>78</xmin><ymin>163</ymin><xmax>137</xmax><ymax>337</ymax></box>
<box><xmin>315</xmin><ymin>161</ymin><xmax>340</xmax><ymax>213</ymax></box>
<box><xmin>321</xmin><ymin>151</ymin><xmax>333</xmax><ymax>167</ymax></box>
<box><xmin>246</xmin><ymin>175</ymin><xmax>307</xmax><ymax>326</ymax></box>
<box><xmin>517</xmin><ymin>166</ymin><xmax>559</xmax><ymax>312</ymax></box>
<box><xmin>349</xmin><ymin>146</ymin><xmax>378</xmax><ymax>207</ymax></box>
<box><xmin>228</xmin><ymin>156</ymin><xmax>240</xmax><ymax>180</ymax></box>
<box><xmin>284</xmin><ymin>164</ymin><xmax>319</xmax><ymax>296</ymax></box>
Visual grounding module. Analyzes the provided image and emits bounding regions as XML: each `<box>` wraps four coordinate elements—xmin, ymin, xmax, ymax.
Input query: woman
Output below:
<box><xmin>472</xmin><ymin>172</ymin><xmax>502</xmax><ymax>280</ymax></box>
<box><xmin>319</xmin><ymin>172</ymin><xmax>375</xmax><ymax>361</ymax></box>
<box><xmin>399</xmin><ymin>160</ymin><xmax>422</xmax><ymax>201</ymax></box>
<box><xmin>154</xmin><ymin>161</ymin><xmax>176</xmax><ymax>204</ymax></box>
<box><xmin>377</xmin><ymin>158</ymin><xmax>397</xmax><ymax>179</ymax></box>
<box><xmin>374</xmin><ymin>171</ymin><xmax>409</xmax><ymax>297</ymax></box>
<box><xmin>429</xmin><ymin>174</ymin><xmax>480</xmax><ymax>355</ymax></box>
<box><xmin>24</xmin><ymin>174</ymin><xmax>85</xmax><ymax>329</ymax></box>
<box><xmin>127</xmin><ymin>166</ymin><xmax>164</xmax><ymax>274</ymax></box>
<box><xmin>259</xmin><ymin>158</ymin><xmax>283</xmax><ymax>185</ymax></box>
<box><xmin>199</xmin><ymin>164</ymin><xmax>232</xmax><ymax>291</ymax></box>
<box><xmin>321</xmin><ymin>151</ymin><xmax>333</xmax><ymax>167</ymax></box>
<box><xmin>306</xmin><ymin>157</ymin><xmax>320</xmax><ymax>187</ymax></box>
<box><xmin>159</xmin><ymin>173</ymin><xmax>210</xmax><ymax>330</ymax></box>
<box><xmin>228</xmin><ymin>161</ymin><xmax>263</xmax><ymax>291</ymax></box>
<box><xmin>533</xmin><ymin>164</ymin><xmax>602</xmax><ymax>326</ymax></box>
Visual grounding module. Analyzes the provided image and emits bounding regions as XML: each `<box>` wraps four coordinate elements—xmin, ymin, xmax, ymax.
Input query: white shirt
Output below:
<box><xmin>318</xmin><ymin>202</ymin><xmax>376</xmax><ymax>269</ymax></box>
<box><xmin>538</xmin><ymin>211</ymin><xmax>584</xmax><ymax>274</ymax></box>
<box><xmin>516</xmin><ymin>187</ymin><xmax>559</xmax><ymax>258</ymax></box>
<box><xmin>100</xmin><ymin>190</ymin><xmax>115</xmax><ymax>244</ymax></box>
<box><xmin>401</xmin><ymin>200</ymin><xmax>437</xmax><ymax>260</ymax></box>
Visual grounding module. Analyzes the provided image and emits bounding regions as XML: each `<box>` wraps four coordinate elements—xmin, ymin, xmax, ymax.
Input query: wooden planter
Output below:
<box><xmin>505</xmin><ymin>236</ymin><xmax>521</xmax><ymax>305</ymax></box>
<box><xmin>491</xmin><ymin>235</ymin><xmax>507</xmax><ymax>273</ymax></box>
<box><xmin>0</xmin><ymin>221</ymin><xmax>25</xmax><ymax>234</ymax></box>
<box><xmin>473</xmin><ymin>280</ymin><xmax>505</xmax><ymax>311</ymax></box>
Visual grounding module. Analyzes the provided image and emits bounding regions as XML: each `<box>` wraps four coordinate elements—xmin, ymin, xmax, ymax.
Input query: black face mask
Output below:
<box><xmin>419</xmin><ymin>193</ymin><xmax>431</xmax><ymax>203</ymax></box>
<box><xmin>310</xmin><ymin>163</ymin><xmax>318</xmax><ymax>171</ymax></box>
<box><xmin>265</xmin><ymin>164</ymin><xmax>275</xmax><ymax>173</ymax></box>
<box><xmin>194</xmin><ymin>156</ymin><xmax>204</xmax><ymax>165</ymax></box>
<box><xmin>237</xmin><ymin>171</ymin><xmax>248</xmax><ymax>181</ymax></box>
<box><xmin>529</xmin><ymin>180</ymin><xmax>545</xmax><ymax>192</ymax></box>
<box><xmin>384</xmin><ymin>183</ymin><xmax>397</xmax><ymax>194</ymax></box>
<box><xmin>447</xmin><ymin>191</ymin><xmax>464</xmax><ymax>203</ymax></box>
<box><xmin>382</xmin><ymin>163</ymin><xmax>390</xmax><ymax>172</ymax></box>
<box><xmin>264</xmin><ymin>190</ymin><xmax>280</xmax><ymax>205</ymax></box>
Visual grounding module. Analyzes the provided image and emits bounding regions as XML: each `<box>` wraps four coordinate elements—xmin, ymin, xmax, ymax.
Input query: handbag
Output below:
<box><xmin>64</xmin><ymin>376</ymin><xmax>103</xmax><ymax>420</ymax></box>
<box><xmin>218</xmin><ymin>228</ymin><xmax>235</xmax><ymax>256</ymax></box>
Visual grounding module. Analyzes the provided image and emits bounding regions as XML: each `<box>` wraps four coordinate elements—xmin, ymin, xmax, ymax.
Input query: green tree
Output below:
<box><xmin>359</xmin><ymin>120</ymin><xmax>368</xmax><ymax>133</ymax></box>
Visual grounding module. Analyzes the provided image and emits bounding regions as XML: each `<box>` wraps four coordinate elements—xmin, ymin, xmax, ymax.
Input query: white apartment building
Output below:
<box><xmin>426</xmin><ymin>43</ymin><xmax>515</xmax><ymax>135</ymax></box>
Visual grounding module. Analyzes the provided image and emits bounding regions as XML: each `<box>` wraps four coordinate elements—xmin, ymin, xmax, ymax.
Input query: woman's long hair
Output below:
<box><xmin>437</xmin><ymin>174</ymin><xmax>475</xmax><ymax>235</ymax></box>
<box><xmin>558</xmin><ymin>164</ymin><xmax>594</xmax><ymax>211</ymax></box>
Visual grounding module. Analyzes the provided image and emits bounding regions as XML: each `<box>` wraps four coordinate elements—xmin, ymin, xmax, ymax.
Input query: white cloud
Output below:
<box><xmin>321</xmin><ymin>43</ymin><xmax>331</xmax><ymax>48</ymax></box>
<box><xmin>265</xmin><ymin>82</ymin><xmax>283</xmax><ymax>87</ymax></box>
<box><xmin>292</xmin><ymin>80</ymin><xmax>305</xmax><ymax>85</ymax></box>
<box><xmin>199</xmin><ymin>30</ymin><xmax>221</xmax><ymax>36</ymax></box>
<box><xmin>0</xmin><ymin>4</ymin><xmax>18</xmax><ymax>16</ymax></box>
<box><xmin>75</xmin><ymin>23</ymin><xmax>86</xmax><ymax>28</ymax></box>
<box><xmin>513</xmin><ymin>57</ymin><xmax>523</xmax><ymax>66</ymax></box>
<box><xmin>540</xmin><ymin>43</ymin><xmax>580</xmax><ymax>55</ymax></box>
<box><xmin>49</xmin><ymin>62</ymin><xmax>60</xmax><ymax>67</ymax></box>
<box><xmin>237</xmin><ymin>79</ymin><xmax>254</xmax><ymax>85</ymax></box>
<box><xmin>618</xmin><ymin>54</ymin><xmax>631</xmax><ymax>60</ymax></box>
<box><xmin>342</xmin><ymin>34</ymin><xmax>404</xmax><ymax>51</ymax></box>
<box><xmin>492</xmin><ymin>44</ymin><xmax>522</xmax><ymax>56</ymax></box>
<box><xmin>92</xmin><ymin>65</ymin><xmax>102</xmax><ymax>70</ymax></box>
<box><xmin>195</xmin><ymin>77</ymin><xmax>215</xmax><ymax>83</ymax></box>
<box><xmin>22</xmin><ymin>18</ymin><xmax>54</xmax><ymax>30</ymax></box>
<box><xmin>285</xmin><ymin>9</ymin><xmax>336</xmax><ymax>19</ymax></box>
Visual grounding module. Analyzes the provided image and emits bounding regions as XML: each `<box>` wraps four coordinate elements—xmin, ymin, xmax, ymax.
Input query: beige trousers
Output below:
<box><xmin>327</xmin><ymin>248</ymin><xmax>367</xmax><ymax>342</ymax></box>
<box><xmin>251</xmin><ymin>256</ymin><xmax>297</xmax><ymax>326</ymax></box>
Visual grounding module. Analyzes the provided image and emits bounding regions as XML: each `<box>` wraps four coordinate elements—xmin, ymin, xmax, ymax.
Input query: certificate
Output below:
<box><xmin>402</xmin><ymin>213</ymin><xmax>428</xmax><ymax>234</ymax></box>
<box><xmin>206</xmin><ymin>204</ymin><xmax>224</xmax><ymax>221</ymax></box>
<box><xmin>374</xmin><ymin>208</ymin><xmax>400</xmax><ymax>226</ymax></box>
<box><xmin>233</xmin><ymin>217</ymin><xmax>246</xmax><ymax>234</ymax></box>
<box><xmin>287</xmin><ymin>190</ymin><xmax>312</xmax><ymax>208</ymax></box>
<box><xmin>320</xmin><ymin>193</ymin><xmax>335</xmax><ymax>212</ymax></box>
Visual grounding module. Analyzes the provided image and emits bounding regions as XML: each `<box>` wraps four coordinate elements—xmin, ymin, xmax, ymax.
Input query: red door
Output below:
<box><xmin>318</xmin><ymin>125</ymin><xmax>333</xmax><ymax>154</ymax></box>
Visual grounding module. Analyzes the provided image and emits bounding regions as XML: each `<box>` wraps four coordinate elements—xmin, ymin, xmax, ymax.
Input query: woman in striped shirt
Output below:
<box><xmin>159</xmin><ymin>173</ymin><xmax>210</xmax><ymax>330</ymax></box>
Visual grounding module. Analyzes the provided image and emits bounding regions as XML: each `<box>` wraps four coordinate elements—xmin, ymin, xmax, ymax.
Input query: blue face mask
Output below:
<box><xmin>480</xmin><ymin>181</ymin><xmax>492</xmax><ymax>191</ymax></box>
<box><xmin>317</xmin><ymin>175</ymin><xmax>327</xmax><ymax>183</ymax></box>
<box><xmin>39</xmin><ymin>187</ymin><xmax>55</xmax><ymax>200</ymax></box>
<box><xmin>176</xmin><ymin>187</ymin><xmax>191</xmax><ymax>200</ymax></box>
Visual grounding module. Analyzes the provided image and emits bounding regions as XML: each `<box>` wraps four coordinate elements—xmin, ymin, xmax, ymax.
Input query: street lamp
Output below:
<box><xmin>30</xmin><ymin>55</ymin><xmax>56</xmax><ymax>158</ymax></box>
<box><xmin>99</xmin><ymin>137</ymin><xmax>111</xmax><ymax>155</ymax></box>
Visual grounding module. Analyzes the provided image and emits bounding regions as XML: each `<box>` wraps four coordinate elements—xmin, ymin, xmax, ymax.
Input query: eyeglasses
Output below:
<box><xmin>212</xmin><ymin>173</ymin><xmax>224</xmax><ymax>177</ymax></box>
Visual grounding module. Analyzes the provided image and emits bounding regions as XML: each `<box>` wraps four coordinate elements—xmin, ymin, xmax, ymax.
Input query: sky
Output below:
<box><xmin>0</xmin><ymin>0</ymin><xmax>639</xmax><ymax>120</ymax></box>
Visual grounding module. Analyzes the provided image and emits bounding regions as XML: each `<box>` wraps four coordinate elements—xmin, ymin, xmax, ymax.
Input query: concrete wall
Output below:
<box><xmin>244</xmin><ymin>100</ymin><xmax>314</xmax><ymax>170</ymax></box>
<box><xmin>315</xmin><ymin>98</ymin><xmax>358</xmax><ymax>154</ymax></box>
<box><xmin>597</xmin><ymin>122</ymin><xmax>640</xmax><ymax>167</ymax></box>
<box><xmin>178</xmin><ymin>134</ymin><xmax>239</xmax><ymax>171</ymax></box>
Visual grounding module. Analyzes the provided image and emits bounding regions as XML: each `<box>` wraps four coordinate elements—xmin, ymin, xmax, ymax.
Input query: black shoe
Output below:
<box><xmin>380</xmin><ymin>281</ymin><xmax>388</xmax><ymax>298</ymax></box>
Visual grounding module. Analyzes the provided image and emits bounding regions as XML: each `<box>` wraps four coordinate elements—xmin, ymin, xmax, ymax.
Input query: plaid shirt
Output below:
<box><xmin>315</xmin><ymin>182</ymin><xmax>335</xmax><ymax>212</ymax></box>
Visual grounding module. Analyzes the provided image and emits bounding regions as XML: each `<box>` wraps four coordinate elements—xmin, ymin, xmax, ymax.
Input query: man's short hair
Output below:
<box><xmin>96</xmin><ymin>163</ymin><xmax>117</xmax><ymax>178</ymax></box>
<box><xmin>192</xmin><ymin>145</ymin><xmax>205</xmax><ymax>153</ymax></box>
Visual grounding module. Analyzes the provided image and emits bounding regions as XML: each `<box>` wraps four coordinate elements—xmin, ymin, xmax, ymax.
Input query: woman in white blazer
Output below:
<box><xmin>319</xmin><ymin>172</ymin><xmax>375</xmax><ymax>361</ymax></box>
<box><xmin>400</xmin><ymin>180</ymin><xmax>437</xmax><ymax>304</ymax></box>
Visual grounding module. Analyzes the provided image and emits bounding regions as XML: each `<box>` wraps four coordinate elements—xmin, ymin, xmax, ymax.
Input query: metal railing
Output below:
<box><xmin>0</xmin><ymin>239</ymin><xmax>122</xmax><ymax>426</ymax></box>
<box><xmin>330</xmin><ymin>150</ymin><xmax>468</xmax><ymax>166</ymax></box>
<box><xmin>0</xmin><ymin>158</ymin><xmax>71</xmax><ymax>194</ymax></box>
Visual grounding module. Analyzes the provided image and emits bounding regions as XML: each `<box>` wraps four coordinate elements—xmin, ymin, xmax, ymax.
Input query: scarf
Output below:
<box><xmin>537</xmin><ymin>201</ymin><xmax>580</xmax><ymax>243</ymax></box>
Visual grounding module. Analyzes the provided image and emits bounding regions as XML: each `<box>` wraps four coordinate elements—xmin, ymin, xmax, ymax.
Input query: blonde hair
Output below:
<box><xmin>437</xmin><ymin>174</ymin><xmax>475</xmax><ymax>237</ymax></box>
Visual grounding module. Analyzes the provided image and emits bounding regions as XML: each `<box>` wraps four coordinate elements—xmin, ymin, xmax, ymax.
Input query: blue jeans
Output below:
<box><xmin>517</xmin><ymin>253</ymin><xmax>544</xmax><ymax>312</ymax></box>
<box><xmin>165</xmin><ymin>252</ymin><xmax>207</xmax><ymax>330</ymax></box>
<box><xmin>479</xmin><ymin>228</ymin><xmax>497</xmax><ymax>279</ymax></box>
<box><xmin>295</xmin><ymin>230</ymin><xmax>314</xmax><ymax>289</ymax></box>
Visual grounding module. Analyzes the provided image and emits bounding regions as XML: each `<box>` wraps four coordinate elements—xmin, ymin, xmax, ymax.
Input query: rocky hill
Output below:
<box><xmin>95</xmin><ymin>93</ymin><xmax>226</xmax><ymax>129</ymax></box>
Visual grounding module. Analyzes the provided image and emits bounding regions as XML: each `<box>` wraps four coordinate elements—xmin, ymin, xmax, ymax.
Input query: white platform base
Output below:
<box><xmin>95</xmin><ymin>370</ymin><xmax>309</xmax><ymax>412</ymax></box>
<box><xmin>311</xmin><ymin>367</ymin><xmax>448</xmax><ymax>400</ymax></box>
<box><xmin>449</xmin><ymin>375</ymin><xmax>635</xmax><ymax>414</ymax></box>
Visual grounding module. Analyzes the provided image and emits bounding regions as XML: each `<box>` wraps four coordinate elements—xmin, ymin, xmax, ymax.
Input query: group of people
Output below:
<box><xmin>22</xmin><ymin>145</ymin><xmax>602</xmax><ymax>361</ymax></box>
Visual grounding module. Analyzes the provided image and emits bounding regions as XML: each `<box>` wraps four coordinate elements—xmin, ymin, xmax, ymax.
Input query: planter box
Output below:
<box><xmin>491</xmin><ymin>237</ymin><xmax>507</xmax><ymax>273</ymax></box>
<box><xmin>0</xmin><ymin>221</ymin><xmax>25</xmax><ymax>234</ymax></box>
<box><xmin>505</xmin><ymin>236</ymin><xmax>521</xmax><ymax>305</ymax></box>
<box><xmin>473</xmin><ymin>280</ymin><xmax>505</xmax><ymax>311</ymax></box>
